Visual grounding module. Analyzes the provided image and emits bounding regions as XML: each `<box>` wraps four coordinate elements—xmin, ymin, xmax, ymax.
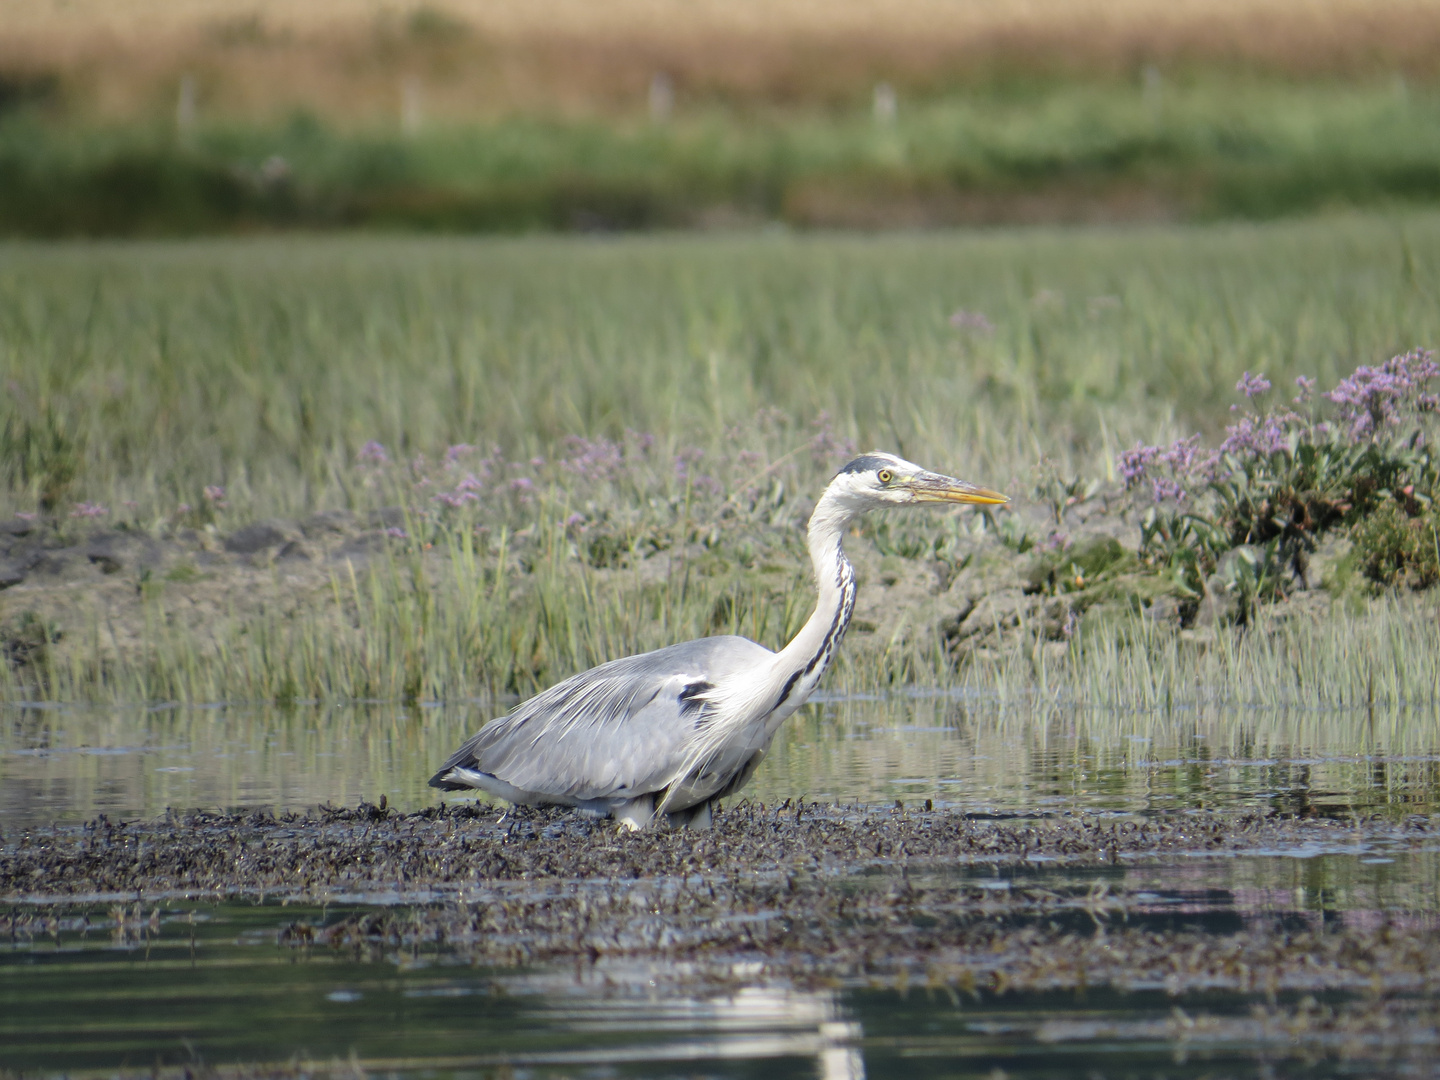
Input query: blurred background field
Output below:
<box><xmin>6</xmin><ymin>0</ymin><xmax>1440</xmax><ymax>233</ymax></box>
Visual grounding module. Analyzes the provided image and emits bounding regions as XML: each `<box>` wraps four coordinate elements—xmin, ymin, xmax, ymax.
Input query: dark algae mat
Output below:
<box><xmin>5</xmin><ymin>802</ymin><xmax>1440</xmax><ymax>1078</ymax></box>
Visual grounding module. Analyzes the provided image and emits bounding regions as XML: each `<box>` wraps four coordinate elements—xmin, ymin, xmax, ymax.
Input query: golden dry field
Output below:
<box><xmin>5</xmin><ymin>0</ymin><xmax>1440</xmax><ymax>119</ymax></box>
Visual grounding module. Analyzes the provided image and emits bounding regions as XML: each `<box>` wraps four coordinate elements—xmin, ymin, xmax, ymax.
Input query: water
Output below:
<box><xmin>1</xmin><ymin>905</ymin><xmax>1402</xmax><ymax>1079</ymax></box>
<box><xmin>4</xmin><ymin>696</ymin><xmax>1440</xmax><ymax>1077</ymax></box>
<box><xmin>6</xmin><ymin>696</ymin><xmax>1440</xmax><ymax>828</ymax></box>
<box><xmin>0</xmin><ymin>900</ymin><xmax>1336</xmax><ymax>1078</ymax></box>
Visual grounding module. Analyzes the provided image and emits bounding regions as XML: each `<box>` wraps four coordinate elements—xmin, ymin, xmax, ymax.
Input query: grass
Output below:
<box><xmin>3</xmin><ymin>213</ymin><xmax>1440</xmax><ymax>706</ymax></box>
<box><xmin>10</xmin><ymin>76</ymin><xmax>1440</xmax><ymax>234</ymax></box>
<box><xmin>6</xmin><ymin>214</ymin><xmax>1440</xmax><ymax>511</ymax></box>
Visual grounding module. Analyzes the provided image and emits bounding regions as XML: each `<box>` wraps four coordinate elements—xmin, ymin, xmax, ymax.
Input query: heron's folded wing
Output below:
<box><xmin>431</xmin><ymin>636</ymin><xmax>771</xmax><ymax>801</ymax></box>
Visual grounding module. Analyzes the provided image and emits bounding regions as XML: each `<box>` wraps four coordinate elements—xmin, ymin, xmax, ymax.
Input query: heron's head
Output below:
<box><xmin>829</xmin><ymin>451</ymin><xmax>1008</xmax><ymax>512</ymax></box>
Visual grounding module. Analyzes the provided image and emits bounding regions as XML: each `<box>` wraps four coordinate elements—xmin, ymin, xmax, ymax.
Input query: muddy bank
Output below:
<box><xmin>0</xmin><ymin>510</ymin><xmax>396</xmax><ymax>676</ymax></box>
<box><xmin>5</xmin><ymin>803</ymin><xmax>1438</xmax><ymax>993</ymax></box>
<box><xmin>0</xmin><ymin>495</ymin><xmax>1361</xmax><ymax>693</ymax></box>
<box><xmin>10</xmin><ymin>800</ymin><xmax>1429</xmax><ymax>900</ymax></box>
<box><xmin>7</xmin><ymin>803</ymin><xmax>1440</xmax><ymax>1079</ymax></box>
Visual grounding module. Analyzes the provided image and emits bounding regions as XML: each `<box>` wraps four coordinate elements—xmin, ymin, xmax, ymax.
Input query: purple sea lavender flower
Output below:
<box><xmin>625</xmin><ymin>430</ymin><xmax>656</xmax><ymax>455</ymax></box>
<box><xmin>473</xmin><ymin>448</ymin><xmax>501</xmax><ymax>482</ymax></box>
<box><xmin>949</xmin><ymin>309</ymin><xmax>995</xmax><ymax>334</ymax></box>
<box><xmin>673</xmin><ymin>447</ymin><xmax>704</xmax><ymax>483</ymax></box>
<box><xmin>509</xmin><ymin>477</ymin><xmax>535</xmax><ymax>493</ymax></box>
<box><xmin>561</xmin><ymin>436</ymin><xmax>624</xmax><ymax>482</ymax></box>
<box><xmin>1220</xmin><ymin>412</ymin><xmax>1292</xmax><ymax>457</ymax></box>
<box><xmin>1293</xmin><ymin>375</ymin><xmax>1316</xmax><ymax>404</ymax></box>
<box><xmin>443</xmin><ymin>444</ymin><xmax>474</xmax><ymax>464</ymax></box>
<box><xmin>808</xmin><ymin>413</ymin><xmax>857</xmax><ymax>467</ymax></box>
<box><xmin>1117</xmin><ymin>443</ymin><xmax>1161</xmax><ymax>487</ymax></box>
<box><xmin>358</xmin><ymin>440</ymin><xmax>389</xmax><ymax>464</ymax></box>
<box><xmin>203</xmin><ymin>485</ymin><xmax>227</xmax><ymax>508</ymax></box>
<box><xmin>755</xmin><ymin>406</ymin><xmax>788</xmax><ymax>432</ymax></box>
<box><xmin>1158</xmin><ymin>434</ymin><xmax>1204</xmax><ymax>474</ymax></box>
<box><xmin>386</xmin><ymin>526</ymin><xmax>408</xmax><ymax>539</ymax></box>
<box><xmin>692</xmin><ymin>474</ymin><xmax>724</xmax><ymax>497</ymax></box>
<box><xmin>434</xmin><ymin>491</ymin><xmax>478</xmax><ymax>509</ymax></box>
<box><xmin>70</xmin><ymin>502</ymin><xmax>108</xmax><ymax>518</ymax></box>
<box><xmin>563</xmin><ymin>512</ymin><xmax>586</xmax><ymax>530</ymax></box>
<box><xmin>1325</xmin><ymin>349</ymin><xmax>1440</xmax><ymax>439</ymax></box>
<box><xmin>456</xmin><ymin>472</ymin><xmax>485</xmax><ymax>492</ymax></box>
<box><xmin>1236</xmin><ymin>371</ymin><xmax>1271</xmax><ymax>398</ymax></box>
<box><xmin>1150</xmin><ymin>476</ymin><xmax>1187</xmax><ymax>503</ymax></box>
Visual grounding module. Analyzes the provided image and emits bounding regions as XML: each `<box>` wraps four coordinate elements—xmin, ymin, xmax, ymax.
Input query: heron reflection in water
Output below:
<box><xmin>430</xmin><ymin>451</ymin><xmax>1006</xmax><ymax>830</ymax></box>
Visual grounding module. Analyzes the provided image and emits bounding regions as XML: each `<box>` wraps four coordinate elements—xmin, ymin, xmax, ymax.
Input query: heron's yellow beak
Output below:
<box><xmin>907</xmin><ymin>473</ymin><xmax>1008</xmax><ymax>505</ymax></box>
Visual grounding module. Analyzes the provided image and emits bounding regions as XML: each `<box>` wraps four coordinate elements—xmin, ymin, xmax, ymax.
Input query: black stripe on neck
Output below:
<box><xmin>772</xmin><ymin>552</ymin><xmax>856</xmax><ymax>713</ymax></box>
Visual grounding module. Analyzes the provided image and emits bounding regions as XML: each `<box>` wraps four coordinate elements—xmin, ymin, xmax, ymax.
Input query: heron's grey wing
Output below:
<box><xmin>429</xmin><ymin>635</ymin><xmax>773</xmax><ymax>801</ymax></box>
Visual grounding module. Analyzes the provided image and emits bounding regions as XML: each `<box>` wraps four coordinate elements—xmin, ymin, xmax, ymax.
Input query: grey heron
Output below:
<box><xmin>429</xmin><ymin>451</ymin><xmax>1006</xmax><ymax>830</ymax></box>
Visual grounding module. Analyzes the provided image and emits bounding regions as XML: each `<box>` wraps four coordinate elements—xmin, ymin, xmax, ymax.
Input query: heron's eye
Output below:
<box><xmin>877</xmin><ymin>469</ymin><xmax>893</xmax><ymax>484</ymax></box>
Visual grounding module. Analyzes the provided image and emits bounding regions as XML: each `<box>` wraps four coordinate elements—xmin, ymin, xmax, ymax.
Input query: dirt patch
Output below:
<box><xmin>0</xmin><ymin>510</ymin><xmax>399</xmax><ymax>677</ymax></box>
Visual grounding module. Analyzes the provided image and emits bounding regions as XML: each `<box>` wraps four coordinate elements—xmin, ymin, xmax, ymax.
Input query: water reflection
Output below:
<box><xmin>5</xmin><ymin>882</ymin><xmax>1436</xmax><ymax>1077</ymax></box>
<box><xmin>511</xmin><ymin>976</ymin><xmax>865</xmax><ymax>1077</ymax></box>
<box><xmin>0</xmin><ymin>897</ymin><xmax>869</xmax><ymax>1078</ymax></box>
<box><xmin>5</xmin><ymin>696</ymin><xmax>1440</xmax><ymax>829</ymax></box>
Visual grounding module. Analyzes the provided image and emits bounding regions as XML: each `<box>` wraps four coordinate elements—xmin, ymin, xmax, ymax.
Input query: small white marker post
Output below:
<box><xmin>177</xmin><ymin>75</ymin><xmax>197</xmax><ymax>136</ymax></box>
<box><xmin>1143</xmin><ymin>64</ymin><xmax>1163</xmax><ymax>122</ymax></box>
<box><xmin>649</xmin><ymin>72</ymin><xmax>674</xmax><ymax>122</ymax></box>
<box><xmin>873</xmin><ymin>81</ymin><xmax>897</xmax><ymax>126</ymax></box>
<box><xmin>402</xmin><ymin>75</ymin><xmax>423</xmax><ymax>136</ymax></box>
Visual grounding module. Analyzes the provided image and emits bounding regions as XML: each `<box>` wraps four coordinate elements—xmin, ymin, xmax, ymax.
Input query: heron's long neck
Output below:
<box><xmin>767</xmin><ymin>491</ymin><xmax>858</xmax><ymax>714</ymax></box>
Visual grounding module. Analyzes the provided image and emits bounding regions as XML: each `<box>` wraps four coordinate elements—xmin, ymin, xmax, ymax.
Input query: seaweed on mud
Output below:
<box><xmin>5</xmin><ymin>802</ymin><xmax>1439</xmax><ymax>1000</ymax></box>
<box><xmin>0</xmin><ymin>801</ymin><xmax>1342</xmax><ymax>900</ymax></box>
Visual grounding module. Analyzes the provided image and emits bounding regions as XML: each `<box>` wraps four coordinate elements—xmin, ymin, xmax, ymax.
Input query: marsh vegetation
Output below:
<box><xmin>2</xmin><ymin>215</ymin><xmax>1440</xmax><ymax>706</ymax></box>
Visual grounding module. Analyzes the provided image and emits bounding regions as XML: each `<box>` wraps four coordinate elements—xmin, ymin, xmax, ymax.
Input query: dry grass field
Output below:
<box><xmin>5</xmin><ymin>0</ymin><xmax>1440</xmax><ymax>120</ymax></box>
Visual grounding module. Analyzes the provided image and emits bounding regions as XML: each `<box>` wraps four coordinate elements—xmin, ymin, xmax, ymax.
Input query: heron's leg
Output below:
<box><xmin>685</xmin><ymin>801</ymin><xmax>713</xmax><ymax>831</ymax></box>
<box><xmin>613</xmin><ymin>795</ymin><xmax>656</xmax><ymax>832</ymax></box>
<box><xmin>665</xmin><ymin>800</ymin><xmax>712</xmax><ymax>831</ymax></box>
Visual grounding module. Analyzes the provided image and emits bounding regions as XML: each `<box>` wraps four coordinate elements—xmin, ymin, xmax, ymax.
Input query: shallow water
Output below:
<box><xmin>4</xmin><ymin>695</ymin><xmax>1440</xmax><ymax>1078</ymax></box>
<box><xmin>4</xmin><ymin>878</ymin><xmax>1438</xmax><ymax>1079</ymax></box>
<box><xmin>4</xmin><ymin>695</ymin><xmax>1440</xmax><ymax>828</ymax></box>
<box><xmin>0</xmin><ymin>898</ymin><xmax>1329</xmax><ymax>1078</ymax></box>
